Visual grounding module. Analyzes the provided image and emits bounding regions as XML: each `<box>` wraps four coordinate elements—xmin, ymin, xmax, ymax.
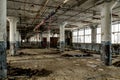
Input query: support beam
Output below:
<box><xmin>59</xmin><ymin>22</ymin><xmax>67</xmax><ymax>52</ymax></box>
<box><xmin>47</xmin><ymin>30</ymin><xmax>50</xmax><ymax>48</ymax></box>
<box><xmin>17</xmin><ymin>32</ymin><xmax>21</xmax><ymax>47</ymax></box>
<box><xmin>0</xmin><ymin>0</ymin><xmax>7</xmax><ymax>78</ymax></box>
<box><xmin>7</xmin><ymin>0</ymin><xmax>95</xmax><ymax>13</ymax></box>
<box><xmin>101</xmin><ymin>2</ymin><xmax>112</xmax><ymax>66</ymax></box>
<box><xmin>91</xmin><ymin>25</ymin><xmax>97</xmax><ymax>43</ymax></box>
<box><xmin>39</xmin><ymin>32</ymin><xmax>42</xmax><ymax>48</ymax></box>
<box><xmin>7</xmin><ymin>17</ymin><xmax>19</xmax><ymax>56</ymax></box>
<box><xmin>16</xmin><ymin>31</ymin><xmax>20</xmax><ymax>49</ymax></box>
<box><xmin>77</xmin><ymin>29</ymin><xmax>79</xmax><ymax>49</ymax></box>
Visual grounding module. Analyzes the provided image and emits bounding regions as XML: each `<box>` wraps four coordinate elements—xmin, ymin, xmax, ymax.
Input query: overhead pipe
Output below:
<box><xmin>32</xmin><ymin>0</ymin><xmax>50</xmax><ymax>24</ymax></box>
<box><xmin>33</xmin><ymin>0</ymin><xmax>111</xmax><ymax>32</ymax></box>
<box><xmin>33</xmin><ymin>5</ymin><xmax>61</xmax><ymax>31</ymax></box>
<box><xmin>33</xmin><ymin>0</ymin><xmax>69</xmax><ymax>32</ymax></box>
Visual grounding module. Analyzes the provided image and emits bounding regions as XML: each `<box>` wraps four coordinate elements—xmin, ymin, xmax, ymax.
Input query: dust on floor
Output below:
<box><xmin>7</xmin><ymin>49</ymin><xmax>120</xmax><ymax>80</ymax></box>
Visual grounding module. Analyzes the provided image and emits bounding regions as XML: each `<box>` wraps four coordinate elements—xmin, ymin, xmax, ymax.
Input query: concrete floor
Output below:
<box><xmin>7</xmin><ymin>49</ymin><xmax>120</xmax><ymax>80</ymax></box>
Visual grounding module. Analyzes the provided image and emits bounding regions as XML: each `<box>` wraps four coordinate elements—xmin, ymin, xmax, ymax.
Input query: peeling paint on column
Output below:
<box><xmin>0</xmin><ymin>0</ymin><xmax>7</xmax><ymax>78</ymax></box>
<box><xmin>10</xmin><ymin>42</ymin><xmax>16</xmax><ymax>56</ymax></box>
<box><xmin>60</xmin><ymin>41</ymin><xmax>65</xmax><ymax>52</ymax></box>
<box><xmin>90</xmin><ymin>25</ymin><xmax>97</xmax><ymax>44</ymax></box>
<box><xmin>47</xmin><ymin>30</ymin><xmax>50</xmax><ymax>48</ymax></box>
<box><xmin>7</xmin><ymin>17</ymin><xmax>19</xmax><ymax>56</ymax></box>
<box><xmin>0</xmin><ymin>42</ymin><xmax>7</xmax><ymax>78</ymax></box>
<box><xmin>101</xmin><ymin>2</ymin><xmax>112</xmax><ymax>66</ymax></box>
<box><xmin>39</xmin><ymin>32</ymin><xmax>42</xmax><ymax>48</ymax></box>
<box><xmin>16</xmin><ymin>31</ymin><xmax>20</xmax><ymax>49</ymax></box>
<box><xmin>101</xmin><ymin>41</ymin><xmax>112</xmax><ymax>66</ymax></box>
<box><xmin>60</xmin><ymin>22</ymin><xmax>67</xmax><ymax>52</ymax></box>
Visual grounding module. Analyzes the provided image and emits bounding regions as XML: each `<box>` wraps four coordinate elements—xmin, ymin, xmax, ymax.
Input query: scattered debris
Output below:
<box><xmin>75</xmin><ymin>64</ymin><xmax>80</xmax><ymax>66</ymax></box>
<box><xmin>8</xmin><ymin>66</ymin><xmax>53</xmax><ymax>77</ymax></box>
<box><xmin>6</xmin><ymin>49</ymin><xmax>120</xmax><ymax>80</ymax></box>
<box><xmin>61</xmin><ymin>54</ymin><xmax>73</xmax><ymax>57</ymax></box>
<box><xmin>87</xmin><ymin>64</ymin><xmax>97</xmax><ymax>68</ymax></box>
<box><xmin>43</xmin><ymin>51</ymin><xmax>60</xmax><ymax>55</ymax></box>
<box><xmin>85</xmin><ymin>74</ymin><xmax>112</xmax><ymax>80</ymax></box>
<box><xmin>112</xmin><ymin>55</ymin><xmax>119</xmax><ymax>58</ymax></box>
<box><xmin>61</xmin><ymin>53</ymin><xmax>93</xmax><ymax>58</ymax></box>
<box><xmin>98</xmin><ymin>68</ymin><xmax>104</xmax><ymax>71</ymax></box>
<box><xmin>113</xmin><ymin>61</ymin><xmax>120</xmax><ymax>67</ymax></box>
<box><xmin>17</xmin><ymin>52</ymin><xmax>38</xmax><ymax>56</ymax></box>
<box><xmin>16</xmin><ymin>51</ymin><xmax>60</xmax><ymax>57</ymax></box>
<box><xmin>86</xmin><ymin>77</ymin><xmax>96</xmax><ymax>80</ymax></box>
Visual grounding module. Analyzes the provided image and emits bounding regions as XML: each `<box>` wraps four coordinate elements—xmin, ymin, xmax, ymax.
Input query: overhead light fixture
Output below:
<box><xmin>63</xmin><ymin>0</ymin><xmax>69</xmax><ymax>4</ymax></box>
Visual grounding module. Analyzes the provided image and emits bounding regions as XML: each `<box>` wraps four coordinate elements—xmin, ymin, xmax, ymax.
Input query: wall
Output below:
<box><xmin>72</xmin><ymin>43</ymin><xmax>120</xmax><ymax>55</ymax></box>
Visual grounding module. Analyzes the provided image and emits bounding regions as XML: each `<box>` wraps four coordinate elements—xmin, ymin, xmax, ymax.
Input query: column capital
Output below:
<box><xmin>90</xmin><ymin>24</ymin><xmax>98</xmax><ymax>29</ymax></box>
<box><xmin>7</xmin><ymin>16</ymin><xmax>19</xmax><ymax>23</ymax></box>
<box><xmin>61</xmin><ymin>22</ymin><xmax>68</xmax><ymax>27</ymax></box>
<box><xmin>47</xmin><ymin>30</ymin><xmax>50</xmax><ymax>33</ymax></box>
<box><xmin>100</xmin><ymin>1</ymin><xmax>112</xmax><ymax>11</ymax></box>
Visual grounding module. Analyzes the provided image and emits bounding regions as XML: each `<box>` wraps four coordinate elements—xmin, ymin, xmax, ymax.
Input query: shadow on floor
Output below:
<box><xmin>113</xmin><ymin>61</ymin><xmax>120</xmax><ymax>67</ymax></box>
<box><xmin>16</xmin><ymin>51</ymin><xmax>60</xmax><ymax>57</ymax></box>
<box><xmin>61</xmin><ymin>53</ymin><xmax>93</xmax><ymax>58</ymax></box>
<box><xmin>8</xmin><ymin>66</ymin><xmax>53</xmax><ymax>78</ymax></box>
<box><xmin>16</xmin><ymin>52</ymin><xmax>38</xmax><ymax>56</ymax></box>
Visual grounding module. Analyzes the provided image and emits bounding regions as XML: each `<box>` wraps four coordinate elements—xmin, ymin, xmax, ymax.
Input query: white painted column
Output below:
<box><xmin>60</xmin><ymin>22</ymin><xmax>67</xmax><ymax>52</ymax></box>
<box><xmin>39</xmin><ymin>32</ymin><xmax>42</xmax><ymax>48</ymax></box>
<box><xmin>91</xmin><ymin>25</ymin><xmax>97</xmax><ymax>43</ymax></box>
<box><xmin>18</xmin><ymin>32</ymin><xmax>21</xmax><ymax>46</ymax></box>
<box><xmin>47</xmin><ymin>30</ymin><xmax>50</xmax><ymax>48</ymax></box>
<box><xmin>16</xmin><ymin>31</ymin><xmax>19</xmax><ymax>48</ymax></box>
<box><xmin>7</xmin><ymin>17</ymin><xmax>18</xmax><ymax>56</ymax></box>
<box><xmin>0</xmin><ymin>0</ymin><xmax>7</xmax><ymax>78</ymax></box>
<box><xmin>101</xmin><ymin>2</ymin><xmax>112</xmax><ymax>66</ymax></box>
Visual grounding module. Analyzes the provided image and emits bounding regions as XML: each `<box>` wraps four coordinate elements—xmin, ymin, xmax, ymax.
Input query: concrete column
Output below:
<box><xmin>16</xmin><ymin>31</ymin><xmax>19</xmax><ymax>48</ymax></box>
<box><xmin>83</xmin><ymin>28</ymin><xmax>85</xmax><ymax>43</ymax></box>
<box><xmin>7</xmin><ymin>17</ymin><xmax>18</xmax><ymax>56</ymax></box>
<box><xmin>91</xmin><ymin>25</ymin><xmax>97</xmax><ymax>43</ymax></box>
<box><xmin>18</xmin><ymin>32</ymin><xmax>21</xmax><ymax>46</ymax></box>
<box><xmin>39</xmin><ymin>32</ymin><xmax>42</xmax><ymax>48</ymax></box>
<box><xmin>0</xmin><ymin>0</ymin><xmax>7</xmax><ymax>78</ymax></box>
<box><xmin>47</xmin><ymin>30</ymin><xmax>50</xmax><ymax>48</ymax></box>
<box><xmin>101</xmin><ymin>2</ymin><xmax>112</xmax><ymax>66</ymax></box>
<box><xmin>60</xmin><ymin>22</ymin><xmax>67</xmax><ymax>52</ymax></box>
<box><xmin>37</xmin><ymin>34</ymin><xmax>39</xmax><ymax>44</ymax></box>
<box><xmin>77</xmin><ymin>29</ymin><xmax>79</xmax><ymax>49</ymax></box>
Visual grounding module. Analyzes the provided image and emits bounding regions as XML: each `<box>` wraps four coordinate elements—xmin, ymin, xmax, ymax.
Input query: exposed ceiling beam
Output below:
<box><xmin>7</xmin><ymin>8</ymin><xmax>81</xmax><ymax>17</ymax></box>
<box><xmin>63</xmin><ymin>0</ymin><xmax>104</xmax><ymax>22</ymax></box>
<box><xmin>7</xmin><ymin>8</ymin><xmax>38</xmax><ymax>13</ymax></box>
<box><xmin>7</xmin><ymin>0</ymin><xmax>95</xmax><ymax>13</ymax></box>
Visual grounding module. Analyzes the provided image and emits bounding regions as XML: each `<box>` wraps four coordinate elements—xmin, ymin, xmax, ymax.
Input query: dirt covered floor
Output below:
<box><xmin>7</xmin><ymin>49</ymin><xmax>120</xmax><ymax>80</ymax></box>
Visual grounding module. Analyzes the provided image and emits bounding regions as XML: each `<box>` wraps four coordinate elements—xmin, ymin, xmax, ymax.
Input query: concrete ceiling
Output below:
<box><xmin>7</xmin><ymin>0</ymin><xmax>120</xmax><ymax>39</ymax></box>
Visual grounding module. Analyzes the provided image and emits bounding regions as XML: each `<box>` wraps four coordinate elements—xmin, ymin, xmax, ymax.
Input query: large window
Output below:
<box><xmin>96</xmin><ymin>23</ymin><xmax>120</xmax><ymax>44</ymax></box>
<box><xmin>78</xmin><ymin>29</ymin><xmax>84</xmax><ymax>43</ymax></box>
<box><xmin>72</xmin><ymin>22</ymin><xmax>120</xmax><ymax>44</ymax></box>
<box><xmin>72</xmin><ymin>28</ymin><xmax>91</xmax><ymax>43</ymax></box>
<box><xmin>72</xmin><ymin>30</ymin><xmax>78</xmax><ymax>43</ymax></box>
<box><xmin>112</xmin><ymin>23</ymin><xmax>120</xmax><ymax>43</ymax></box>
<box><xmin>97</xmin><ymin>27</ymin><xmax>101</xmax><ymax>43</ymax></box>
<box><xmin>85</xmin><ymin>28</ymin><xmax>91</xmax><ymax>43</ymax></box>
